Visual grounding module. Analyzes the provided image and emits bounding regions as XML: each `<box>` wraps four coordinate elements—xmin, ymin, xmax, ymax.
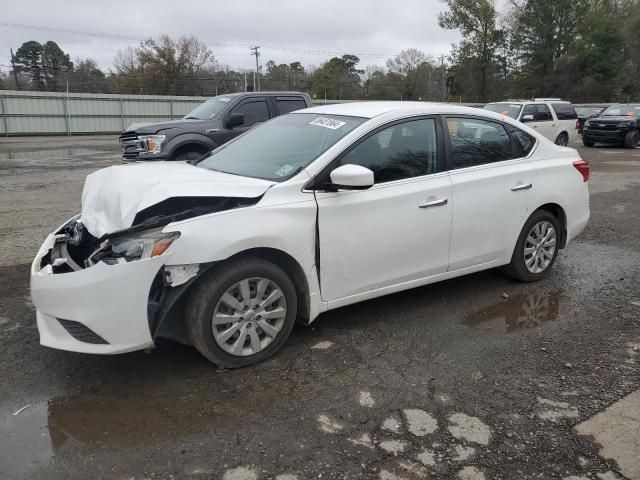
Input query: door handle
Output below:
<box><xmin>419</xmin><ymin>198</ymin><xmax>448</xmax><ymax>208</ymax></box>
<box><xmin>511</xmin><ymin>183</ymin><xmax>533</xmax><ymax>191</ymax></box>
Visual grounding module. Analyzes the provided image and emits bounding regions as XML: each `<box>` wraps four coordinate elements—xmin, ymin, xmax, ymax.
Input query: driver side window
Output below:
<box><xmin>338</xmin><ymin>118</ymin><xmax>439</xmax><ymax>184</ymax></box>
<box><xmin>231</xmin><ymin>100</ymin><xmax>270</xmax><ymax>127</ymax></box>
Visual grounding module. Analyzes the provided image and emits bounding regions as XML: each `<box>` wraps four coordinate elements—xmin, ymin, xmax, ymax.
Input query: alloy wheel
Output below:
<box><xmin>211</xmin><ymin>277</ymin><xmax>287</xmax><ymax>356</ymax></box>
<box><xmin>524</xmin><ymin>221</ymin><xmax>557</xmax><ymax>274</ymax></box>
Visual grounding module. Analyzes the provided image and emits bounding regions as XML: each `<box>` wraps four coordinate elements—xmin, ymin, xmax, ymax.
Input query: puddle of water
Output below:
<box><xmin>0</xmin><ymin>366</ymin><xmax>318</xmax><ymax>478</ymax></box>
<box><xmin>464</xmin><ymin>291</ymin><xmax>563</xmax><ymax>333</ymax></box>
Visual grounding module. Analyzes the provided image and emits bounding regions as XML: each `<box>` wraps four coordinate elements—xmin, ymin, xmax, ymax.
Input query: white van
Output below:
<box><xmin>484</xmin><ymin>99</ymin><xmax>578</xmax><ymax>146</ymax></box>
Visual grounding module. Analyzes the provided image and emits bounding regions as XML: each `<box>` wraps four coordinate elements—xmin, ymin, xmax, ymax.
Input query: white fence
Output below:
<box><xmin>0</xmin><ymin>90</ymin><xmax>206</xmax><ymax>136</ymax></box>
<box><xmin>0</xmin><ymin>89</ymin><xmax>607</xmax><ymax>136</ymax></box>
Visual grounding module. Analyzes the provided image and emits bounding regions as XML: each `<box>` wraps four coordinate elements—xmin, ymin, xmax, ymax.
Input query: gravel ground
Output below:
<box><xmin>0</xmin><ymin>136</ymin><xmax>639</xmax><ymax>480</ymax></box>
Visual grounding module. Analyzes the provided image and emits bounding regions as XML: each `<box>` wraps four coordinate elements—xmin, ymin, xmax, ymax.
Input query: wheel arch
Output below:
<box><xmin>533</xmin><ymin>202</ymin><xmax>568</xmax><ymax>248</ymax></box>
<box><xmin>165</xmin><ymin>134</ymin><xmax>216</xmax><ymax>160</ymax></box>
<box><xmin>150</xmin><ymin>247</ymin><xmax>312</xmax><ymax>345</ymax></box>
<box><xmin>227</xmin><ymin>247</ymin><xmax>311</xmax><ymax>323</ymax></box>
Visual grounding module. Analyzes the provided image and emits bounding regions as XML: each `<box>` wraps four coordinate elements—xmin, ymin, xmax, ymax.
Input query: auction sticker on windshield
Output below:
<box><xmin>310</xmin><ymin>117</ymin><xmax>346</xmax><ymax>129</ymax></box>
<box><xmin>275</xmin><ymin>164</ymin><xmax>296</xmax><ymax>177</ymax></box>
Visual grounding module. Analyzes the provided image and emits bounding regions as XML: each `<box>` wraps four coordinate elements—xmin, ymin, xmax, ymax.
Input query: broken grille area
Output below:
<box><xmin>57</xmin><ymin>318</ymin><xmax>109</xmax><ymax>345</ymax></box>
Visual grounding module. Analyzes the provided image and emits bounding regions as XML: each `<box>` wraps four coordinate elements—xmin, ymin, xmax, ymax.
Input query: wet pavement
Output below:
<box><xmin>0</xmin><ymin>137</ymin><xmax>639</xmax><ymax>479</ymax></box>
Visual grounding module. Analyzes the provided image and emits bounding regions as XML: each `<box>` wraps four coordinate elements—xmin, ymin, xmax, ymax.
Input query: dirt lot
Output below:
<box><xmin>0</xmin><ymin>136</ymin><xmax>639</xmax><ymax>480</ymax></box>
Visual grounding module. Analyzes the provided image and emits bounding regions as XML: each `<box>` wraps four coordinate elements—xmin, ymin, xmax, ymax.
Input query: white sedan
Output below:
<box><xmin>30</xmin><ymin>102</ymin><xmax>590</xmax><ymax>367</ymax></box>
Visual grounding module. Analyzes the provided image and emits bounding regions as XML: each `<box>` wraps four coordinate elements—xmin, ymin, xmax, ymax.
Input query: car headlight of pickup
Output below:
<box><xmin>136</xmin><ymin>135</ymin><xmax>166</xmax><ymax>154</ymax></box>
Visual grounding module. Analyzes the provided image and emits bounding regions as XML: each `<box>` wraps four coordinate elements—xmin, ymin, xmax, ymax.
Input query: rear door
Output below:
<box><xmin>444</xmin><ymin>116</ymin><xmax>536</xmax><ymax>271</ymax></box>
<box><xmin>551</xmin><ymin>103</ymin><xmax>578</xmax><ymax>142</ymax></box>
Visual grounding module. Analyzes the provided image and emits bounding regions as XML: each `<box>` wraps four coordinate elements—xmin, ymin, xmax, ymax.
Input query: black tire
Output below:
<box><xmin>582</xmin><ymin>139</ymin><xmax>595</xmax><ymax>147</ymax></box>
<box><xmin>504</xmin><ymin>210</ymin><xmax>561</xmax><ymax>283</ymax></box>
<box><xmin>554</xmin><ymin>132</ymin><xmax>568</xmax><ymax>146</ymax></box>
<box><xmin>173</xmin><ymin>150</ymin><xmax>205</xmax><ymax>161</ymax></box>
<box><xmin>185</xmin><ymin>258</ymin><xmax>297</xmax><ymax>368</ymax></box>
<box><xmin>624</xmin><ymin>130</ymin><xmax>639</xmax><ymax>149</ymax></box>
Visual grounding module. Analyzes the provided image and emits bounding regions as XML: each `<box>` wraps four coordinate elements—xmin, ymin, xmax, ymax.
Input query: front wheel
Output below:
<box><xmin>582</xmin><ymin>139</ymin><xmax>595</xmax><ymax>147</ymax></box>
<box><xmin>504</xmin><ymin>210</ymin><xmax>560</xmax><ymax>282</ymax></box>
<box><xmin>554</xmin><ymin>133</ymin><xmax>568</xmax><ymax>146</ymax></box>
<box><xmin>173</xmin><ymin>150</ymin><xmax>206</xmax><ymax>161</ymax></box>
<box><xmin>185</xmin><ymin>258</ymin><xmax>298</xmax><ymax>368</ymax></box>
<box><xmin>624</xmin><ymin>130</ymin><xmax>639</xmax><ymax>149</ymax></box>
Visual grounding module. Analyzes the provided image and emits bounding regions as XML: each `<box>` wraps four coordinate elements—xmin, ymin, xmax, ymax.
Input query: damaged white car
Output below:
<box><xmin>31</xmin><ymin>102</ymin><xmax>590</xmax><ymax>368</ymax></box>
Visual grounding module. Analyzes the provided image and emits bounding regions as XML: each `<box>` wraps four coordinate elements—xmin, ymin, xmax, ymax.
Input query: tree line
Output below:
<box><xmin>1</xmin><ymin>0</ymin><xmax>639</xmax><ymax>102</ymax></box>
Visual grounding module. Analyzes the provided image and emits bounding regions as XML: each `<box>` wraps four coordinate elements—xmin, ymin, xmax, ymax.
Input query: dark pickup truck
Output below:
<box><xmin>582</xmin><ymin>104</ymin><xmax>640</xmax><ymax>148</ymax></box>
<box><xmin>119</xmin><ymin>91</ymin><xmax>312</xmax><ymax>161</ymax></box>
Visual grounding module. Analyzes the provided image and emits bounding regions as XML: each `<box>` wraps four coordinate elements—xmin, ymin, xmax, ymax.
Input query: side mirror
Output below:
<box><xmin>328</xmin><ymin>164</ymin><xmax>374</xmax><ymax>190</ymax></box>
<box><xmin>521</xmin><ymin>114</ymin><xmax>534</xmax><ymax>122</ymax></box>
<box><xmin>227</xmin><ymin>113</ymin><xmax>245</xmax><ymax>128</ymax></box>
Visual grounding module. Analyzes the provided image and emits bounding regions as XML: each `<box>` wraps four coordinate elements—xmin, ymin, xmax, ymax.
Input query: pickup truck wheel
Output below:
<box><xmin>185</xmin><ymin>258</ymin><xmax>297</xmax><ymax>368</ymax></box>
<box><xmin>173</xmin><ymin>150</ymin><xmax>205</xmax><ymax>161</ymax></box>
<box><xmin>624</xmin><ymin>130</ymin><xmax>639</xmax><ymax>149</ymax></box>
<box><xmin>504</xmin><ymin>210</ymin><xmax>560</xmax><ymax>283</ymax></box>
<box><xmin>582</xmin><ymin>139</ymin><xmax>595</xmax><ymax>147</ymax></box>
<box><xmin>554</xmin><ymin>133</ymin><xmax>568</xmax><ymax>146</ymax></box>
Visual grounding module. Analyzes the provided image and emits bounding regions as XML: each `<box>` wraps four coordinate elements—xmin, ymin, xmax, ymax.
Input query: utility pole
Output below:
<box><xmin>10</xmin><ymin>48</ymin><xmax>20</xmax><ymax>90</ymax></box>
<box><xmin>440</xmin><ymin>55</ymin><xmax>446</xmax><ymax>101</ymax></box>
<box><xmin>250</xmin><ymin>45</ymin><xmax>261</xmax><ymax>91</ymax></box>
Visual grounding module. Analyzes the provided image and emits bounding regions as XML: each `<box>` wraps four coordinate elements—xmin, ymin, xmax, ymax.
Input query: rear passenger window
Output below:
<box><xmin>507</xmin><ymin>125</ymin><xmax>536</xmax><ymax>157</ymax></box>
<box><xmin>339</xmin><ymin>118</ymin><xmax>438</xmax><ymax>183</ymax></box>
<box><xmin>447</xmin><ymin>117</ymin><xmax>514</xmax><ymax>169</ymax></box>
<box><xmin>551</xmin><ymin>103</ymin><xmax>578</xmax><ymax>120</ymax></box>
<box><xmin>276</xmin><ymin>98</ymin><xmax>307</xmax><ymax>114</ymax></box>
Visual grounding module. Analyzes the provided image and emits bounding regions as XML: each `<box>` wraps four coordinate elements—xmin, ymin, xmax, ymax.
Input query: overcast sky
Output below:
<box><xmin>0</xmin><ymin>0</ymin><xmax>469</xmax><ymax>74</ymax></box>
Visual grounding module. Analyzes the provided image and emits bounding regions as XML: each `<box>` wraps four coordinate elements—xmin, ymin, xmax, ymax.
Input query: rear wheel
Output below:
<box><xmin>554</xmin><ymin>132</ymin><xmax>569</xmax><ymax>146</ymax></box>
<box><xmin>624</xmin><ymin>130</ymin><xmax>639</xmax><ymax>149</ymax></box>
<box><xmin>185</xmin><ymin>258</ymin><xmax>297</xmax><ymax>368</ymax></box>
<box><xmin>504</xmin><ymin>210</ymin><xmax>560</xmax><ymax>282</ymax></box>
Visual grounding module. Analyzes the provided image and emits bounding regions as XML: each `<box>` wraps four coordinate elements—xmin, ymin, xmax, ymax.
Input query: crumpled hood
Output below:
<box><xmin>81</xmin><ymin>162</ymin><xmax>274</xmax><ymax>237</ymax></box>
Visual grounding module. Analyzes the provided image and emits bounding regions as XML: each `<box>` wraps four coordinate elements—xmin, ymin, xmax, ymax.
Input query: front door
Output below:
<box><xmin>315</xmin><ymin>117</ymin><xmax>453</xmax><ymax>302</ymax></box>
<box><xmin>521</xmin><ymin>104</ymin><xmax>557</xmax><ymax>141</ymax></box>
<box><xmin>221</xmin><ymin>97</ymin><xmax>271</xmax><ymax>142</ymax></box>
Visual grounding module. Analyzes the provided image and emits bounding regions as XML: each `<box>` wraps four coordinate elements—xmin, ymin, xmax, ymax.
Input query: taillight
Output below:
<box><xmin>575</xmin><ymin>119</ymin><xmax>580</xmax><ymax>130</ymax></box>
<box><xmin>573</xmin><ymin>159</ymin><xmax>589</xmax><ymax>182</ymax></box>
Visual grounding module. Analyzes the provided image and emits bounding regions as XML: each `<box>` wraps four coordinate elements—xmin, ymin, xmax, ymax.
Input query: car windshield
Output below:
<box><xmin>197</xmin><ymin>113</ymin><xmax>366</xmax><ymax>181</ymax></box>
<box><xmin>575</xmin><ymin>106</ymin><xmax>603</xmax><ymax>117</ymax></box>
<box><xmin>184</xmin><ymin>97</ymin><xmax>233</xmax><ymax>120</ymax></box>
<box><xmin>600</xmin><ymin>105</ymin><xmax>640</xmax><ymax>117</ymax></box>
<box><xmin>483</xmin><ymin>103</ymin><xmax>523</xmax><ymax>119</ymax></box>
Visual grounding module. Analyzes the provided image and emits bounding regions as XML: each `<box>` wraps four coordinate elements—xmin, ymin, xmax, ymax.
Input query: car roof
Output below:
<box><xmin>293</xmin><ymin>101</ymin><xmax>488</xmax><ymax>119</ymax></box>
<box><xmin>215</xmin><ymin>91</ymin><xmax>308</xmax><ymax>98</ymax></box>
<box><xmin>487</xmin><ymin>100</ymin><xmax>571</xmax><ymax>105</ymax></box>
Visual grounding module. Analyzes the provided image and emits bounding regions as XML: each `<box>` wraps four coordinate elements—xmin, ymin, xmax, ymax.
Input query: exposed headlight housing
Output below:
<box><xmin>110</xmin><ymin>229</ymin><xmax>180</xmax><ymax>261</ymax></box>
<box><xmin>88</xmin><ymin>229</ymin><xmax>180</xmax><ymax>265</ymax></box>
<box><xmin>136</xmin><ymin>135</ymin><xmax>166</xmax><ymax>154</ymax></box>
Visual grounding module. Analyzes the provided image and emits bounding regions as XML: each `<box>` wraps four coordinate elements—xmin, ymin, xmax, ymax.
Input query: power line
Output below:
<box><xmin>0</xmin><ymin>21</ymin><xmax>398</xmax><ymax>58</ymax></box>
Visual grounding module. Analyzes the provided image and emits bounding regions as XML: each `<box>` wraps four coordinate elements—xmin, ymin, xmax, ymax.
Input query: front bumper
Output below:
<box><xmin>31</xmin><ymin>233</ymin><xmax>166</xmax><ymax>354</ymax></box>
<box><xmin>583</xmin><ymin>128</ymin><xmax>626</xmax><ymax>144</ymax></box>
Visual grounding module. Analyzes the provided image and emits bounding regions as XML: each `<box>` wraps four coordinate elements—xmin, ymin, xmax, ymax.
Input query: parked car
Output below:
<box><xmin>119</xmin><ymin>91</ymin><xmax>312</xmax><ymax>161</ymax></box>
<box><xmin>31</xmin><ymin>102</ymin><xmax>590</xmax><ymax>368</ymax></box>
<box><xmin>484</xmin><ymin>99</ymin><xmax>578</xmax><ymax>146</ymax></box>
<box><xmin>575</xmin><ymin>106</ymin><xmax>605</xmax><ymax>134</ymax></box>
<box><xmin>582</xmin><ymin>104</ymin><xmax>640</xmax><ymax>148</ymax></box>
